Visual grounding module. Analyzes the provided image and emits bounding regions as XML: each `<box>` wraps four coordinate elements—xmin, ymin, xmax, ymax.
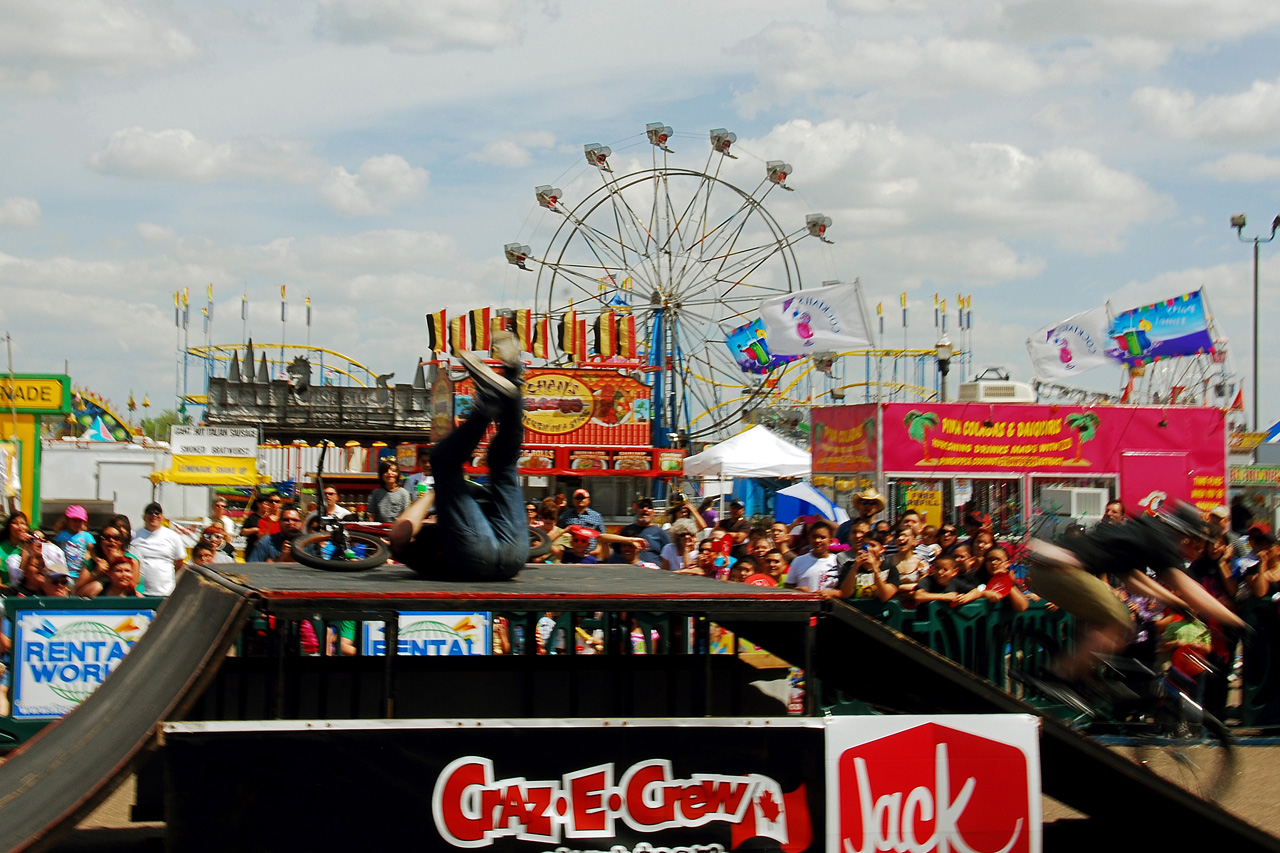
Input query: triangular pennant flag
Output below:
<box><xmin>83</xmin><ymin>415</ymin><xmax>116</xmax><ymax>442</ymax></box>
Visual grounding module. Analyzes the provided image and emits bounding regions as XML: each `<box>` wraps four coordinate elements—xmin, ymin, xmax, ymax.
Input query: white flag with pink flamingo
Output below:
<box><xmin>757</xmin><ymin>281</ymin><xmax>873</xmax><ymax>357</ymax></box>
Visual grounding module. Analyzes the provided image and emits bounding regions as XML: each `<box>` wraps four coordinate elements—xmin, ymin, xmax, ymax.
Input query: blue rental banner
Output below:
<box><xmin>12</xmin><ymin>608</ymin><xmax>155</xmax><ymax>719</ymax></box>
<box><xmin>361</xmin><ymin>611</ymin><xmax>492</xmax><ymax>656</ymax></box>
<box><xmin>1107</xmin><ymin>290</ymin><xmax>1215</xmax><ymax>367</ymax></box>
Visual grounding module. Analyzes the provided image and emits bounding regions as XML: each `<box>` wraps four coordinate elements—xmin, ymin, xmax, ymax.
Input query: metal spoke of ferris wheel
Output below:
<box><xmin>676</xmin><ymin>232</ymin><xmax>808</xmax><ymax>307</ymax></box>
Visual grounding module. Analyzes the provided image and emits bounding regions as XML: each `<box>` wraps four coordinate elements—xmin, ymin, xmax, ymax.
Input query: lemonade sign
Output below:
<box><xmin>12</xmin><ymin>609</ymin><xmax>154</xmax><ymax>719</ymax></box>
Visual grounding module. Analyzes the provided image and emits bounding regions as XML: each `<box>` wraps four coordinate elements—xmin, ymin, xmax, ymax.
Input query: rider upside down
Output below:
<box><xmin>390</xmin><ymin>330</ymin><xmax>527</xmax><ymax>581</ymax></box>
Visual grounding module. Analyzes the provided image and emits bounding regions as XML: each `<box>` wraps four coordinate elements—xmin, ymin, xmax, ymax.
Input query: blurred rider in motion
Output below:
<box><xmin>1027</xmin><ymin>501</ymin><xmax>1246</xmax><ymax>681</ymax></box>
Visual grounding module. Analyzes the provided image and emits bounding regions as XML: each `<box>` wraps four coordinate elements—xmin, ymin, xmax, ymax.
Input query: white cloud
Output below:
<box><xmin>315</xmin><ymin>0</ymin><xmax>525</xmax><ymax>52</ymax></box>
<box><xmin>731</xmin><ymin>23</ymin><xmax>1176</xmax><ymax>115</ymax></box>
<box><xmin>0</xmin><ymin>0</ymin><xmax>198</xmax><ymax>93</ymax></box>
<box><xmin>465</xmin><ymin>131</ymin><xmax>557</xmax><ymax>167</ymax></box>
<box><xmin>136</xmin><ymin>222</ymin><xmax>175</xmax><ymax>242</ymax></box>
<box><xmin>0</xmin><ymin>197</ymin><xmax>40</xmax><ymax>228</ymax></box>
<box><xmin>733</xmin><ymin>28</ymin><xmax>1049</xmax><ymax>114</ymax></box>
<box><xmin>90</xmin><ymin>128</ymin><xmax>428</xmax><ymax>215</ymax></box>
<box><xmin>743</xmin><ymin>119</ymin><xmax>1167</xmax><ymax>254</ymax></box>
<box><xmin>987</xmin><ymin>0</ymin><xmax>1280</xmax><ymax>44</ymax></box>
<box><xmin>318</xmin><ymin>156</ymin><xmax>430</xmax><ymax>215</ymax></box>
<box><xmin>90</xmin><ymin>127</ymin><xmax>321</xmax><ymax>183</ymax></box>
<box><xmin>1133</xmin><ymin>78</ymin><xmax>1280</xmax><ymax>142</ymax></box>
<box><xmin>1198</xmin><ymin>152</ymin><xmax>1280</xmax><ymax>182</ymax></box>
<box><xmin>0</xmin><ymin>226</ymin><xmax>505</xmax><ymax>410</ymax></box>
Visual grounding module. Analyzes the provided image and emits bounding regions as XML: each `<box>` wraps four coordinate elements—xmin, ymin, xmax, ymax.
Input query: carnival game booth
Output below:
<box><xmin>812</xmin><ymin>402</ymin><xmax>1227</xmax><ymax>537</ymax></box>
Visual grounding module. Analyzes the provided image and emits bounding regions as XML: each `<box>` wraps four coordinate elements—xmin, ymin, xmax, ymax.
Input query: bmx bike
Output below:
<box><xmin>1013</xmin><ymin>637</ymin><xmax>1237</xmax><ymax>800</ymax></box>
<box><xmin>292</xmin><ymin>517</ymin><xmax>553</xmax><ymax>571</ymax></box>
<box><xmin>292</xmin><ymin>443</ymin><xmax>551</xmax><ymax>572</ymax></box>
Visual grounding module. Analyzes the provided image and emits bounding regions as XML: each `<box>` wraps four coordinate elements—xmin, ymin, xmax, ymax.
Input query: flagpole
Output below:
<box><xmin>173</xmin><ymin>291</ymin><xmax>182</xmax><ymax>418</ymax></box>
<box><xmin>241</xmin><ymin>285</ymin><xmax>248</xmax><ymax>347</ymax></box>
<box><xmin>280</xmin><ymin>285</ymin><xmax>287</xmax><ymax>379</ymax></box>
<box><xmin>181</xmin><ymin>288</ymin><xmax>190</xmax><ymax>424</ymax></box>
<box><xmin>306</xmin><ymin>295</ymin><xmax>312</xmax><ymax>349</ymax></box>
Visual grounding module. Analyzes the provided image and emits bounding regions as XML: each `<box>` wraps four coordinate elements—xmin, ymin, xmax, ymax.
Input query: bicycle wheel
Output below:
<box><xmin>528</xmin><ymin>527</ymin><xmax>551</xmax><ymax>560</ymax></box>
<box><xmin>1131</xmin><ymin>710</ymin><xmax>1237</xmax><ymax>801</ymax></box>
<box><xmin>293</xmin><ymin>532</ymin><xmax>391</xmax><ymax>572</ymax></box>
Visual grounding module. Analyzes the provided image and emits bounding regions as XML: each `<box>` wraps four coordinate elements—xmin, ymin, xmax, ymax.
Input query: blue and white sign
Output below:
<box><xmin>361</xmin><ymin>612</ymin><xmax>491</xmax><ymax>657</ymax></box>
<box><xmin>12</xmin><ymin>609</ymin><xmax>154</xmax><ymax>719</ymax></box>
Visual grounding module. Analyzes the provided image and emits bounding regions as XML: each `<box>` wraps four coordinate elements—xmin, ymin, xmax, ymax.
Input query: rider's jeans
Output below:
<box><xmin>429</xmin><ymin>390</ymin><xmax>526</xmax><ymax>580</ymax></box>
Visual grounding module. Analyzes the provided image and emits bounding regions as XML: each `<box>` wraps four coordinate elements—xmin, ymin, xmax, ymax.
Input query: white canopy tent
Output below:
<box><xmin>683</xmin><ymin>425</ymin><xmax>811</xmax><ymax>478</ymax></box>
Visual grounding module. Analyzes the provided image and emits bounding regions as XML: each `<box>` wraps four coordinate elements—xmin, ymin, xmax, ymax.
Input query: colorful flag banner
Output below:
<box><xmin>514</xmin><ymin>309</ymin><xmax>534</xmax><ymax>353</ymax></box>
<box><xmin>470</xmin><ymin>307</ymin><xmax>491</xmax><ymax>351</ymax></box>
<box><xmin>425</xmin><ymin>310</ymin><xmax>447</xmax><ymax>351</ymax></box>
<box><xmin>558</xmin><ymin>310</ymin><xmax>577</xmax><ymax>356</ymax></box>
<box><xmin>576</xmin><ymin>318</ymin><xmax>589</xmax><ymax>360</ymax></box>
<box><xmin>449</xmin><ymin>315</ymin><xmax>467</xmax><ymax>353</ymax></box>
<box><xmin>1106</xmin><ymin>289</ymin><xmax>1215</xmax><ymax>367</ymax></box>
<box><xmin>533</xmin><ymin>317</ymin><xmax>550</xmax><ymax>359</ymax></box>
<box><xmin>595</xmin><ymin>310</ymin><xmax>617</xmax><ymax>357</ymax></box>
<box><xmin>757</xmin><ymin>282</ymin><xmax>873</xmax><ymax>356</ymax></box>
<box><xmin>617</xmin><ymin>314</ymin><xmax>637</xmax><ymax>358</ymax></box>
<box><xmin>1026</xmin><ymin>304</ymin><xmax>1112</xmax><ymax>380</ymax></box>
<box><xmin>726</xmin><ymin>319</ymin><xmax>801</xmax><ymax>374</ymax></box>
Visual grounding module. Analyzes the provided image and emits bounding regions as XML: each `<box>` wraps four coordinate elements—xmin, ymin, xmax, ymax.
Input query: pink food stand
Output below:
<box><xmin>812</xmin><ymin>402</ymin><xmax>1227</xmax><ymax>536</ymax></box>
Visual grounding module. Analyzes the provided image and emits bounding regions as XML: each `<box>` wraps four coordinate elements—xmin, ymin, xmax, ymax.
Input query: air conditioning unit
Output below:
<box><xmin>1039</xmin><ymin>487</ymin><xmax>1109</xmax><ymax>528</ymax></box>
<box><xmin>957</xmin><ymin>380</ymin><xmax>1037</xmax><ymax>403</ymax></box>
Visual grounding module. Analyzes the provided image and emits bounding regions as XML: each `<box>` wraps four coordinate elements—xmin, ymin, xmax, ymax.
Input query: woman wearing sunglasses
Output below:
<box><xmin>77</xmin><ymin>523</ymin><xmax>142</xmax><ymax>594</ymax></box>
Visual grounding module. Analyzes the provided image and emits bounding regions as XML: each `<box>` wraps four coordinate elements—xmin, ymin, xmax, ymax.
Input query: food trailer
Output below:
<box><xmin>812</xmin><ymin>402</ymin><xmax>1227</xmax><ymax>535</ymax></box>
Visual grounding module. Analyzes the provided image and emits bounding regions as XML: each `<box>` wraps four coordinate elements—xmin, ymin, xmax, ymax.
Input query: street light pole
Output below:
<box><xmin>1232</xmin><ymin>213</ymin><xmax>1280</xmax><ymax>431</ymax></box>
<box><xmin>935</xmin><ymin>335</ymin><xmax>954</xmax><ymax>403</ymax></box>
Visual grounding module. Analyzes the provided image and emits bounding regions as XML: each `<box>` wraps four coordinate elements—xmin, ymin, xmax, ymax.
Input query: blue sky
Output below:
<box><xmin>2</xmin><ymin>0</ymin><xmax>1279</xmax><ymax>432</ymax></box>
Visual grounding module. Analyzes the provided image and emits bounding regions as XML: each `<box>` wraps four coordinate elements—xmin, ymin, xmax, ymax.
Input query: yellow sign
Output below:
<box><xmin>158</xmin><ymin>454</ymin><xmax>263</xmax><ymax>486</ymax></box>
<box><xmin>522</xmin><ymin>373</ymin><xmax>592</xmax><ymax>435</ymax></box>
<box><xmin>905</xmin><ymin>486</ymin><xmax>943</xmax><ymax>529</ymax></box>
<box><xmin>0</xmin><ymin>374</ymin><xmax>70</xmax><ymax>415</ymax></box>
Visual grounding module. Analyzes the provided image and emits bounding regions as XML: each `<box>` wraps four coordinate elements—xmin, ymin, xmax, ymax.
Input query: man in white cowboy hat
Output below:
<box><xmin>837</xmin><ymin>487</ymin><xmax>886</xmax><ymax>546</ymax></box>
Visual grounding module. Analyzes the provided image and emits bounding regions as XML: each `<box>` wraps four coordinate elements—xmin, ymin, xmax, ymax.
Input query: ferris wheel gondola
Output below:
<box><xmin>511</xmin><ymin>124</ymin><xmax>830</xmax><ymax>446</ymax></box>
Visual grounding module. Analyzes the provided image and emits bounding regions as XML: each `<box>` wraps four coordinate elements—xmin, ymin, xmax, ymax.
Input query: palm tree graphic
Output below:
<box><xmin>904</xmin><ymin>410</ymin><xmax>940</xmax><ymax>462</ymax></box>
<box><xmin>1065</xmin><ymin>412</ymin><xmax>1099</xmax><ymax>462</ymax></box>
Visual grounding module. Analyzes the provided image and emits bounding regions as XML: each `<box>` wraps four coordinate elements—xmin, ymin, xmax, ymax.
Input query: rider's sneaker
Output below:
<box><xmin>491</xmin><ymin>330</ymin><xmax>522</xmax><ymax>380</ymax></box>
<box><xmin>455</xmin><ymin>348</ymin><xmax>518</xmax><ymax>401</ymax></box>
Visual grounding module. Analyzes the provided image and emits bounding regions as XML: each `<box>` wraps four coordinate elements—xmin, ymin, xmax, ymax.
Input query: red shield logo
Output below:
<box><xmin>836</xmin><ymin>722</ymin><xmax>1031</xmax><ymax>853</ymax></box>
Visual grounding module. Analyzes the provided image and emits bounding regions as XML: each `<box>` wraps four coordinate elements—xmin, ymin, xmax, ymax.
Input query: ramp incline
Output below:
<box><xmin>0</xmin><ymin>571</ymin><xmax>252</xmax><ymax>853</ymax></box>
<box><xmin>816</xmin><ymin>600</ymin><xmax>1280</xmax><ymax>851</ymax></box>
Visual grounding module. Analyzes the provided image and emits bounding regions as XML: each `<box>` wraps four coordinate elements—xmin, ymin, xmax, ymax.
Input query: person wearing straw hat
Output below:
<box><xmin>837</xmin><ymin>487</ymin><xmax>886</xmax><ymax>546</ymax></box>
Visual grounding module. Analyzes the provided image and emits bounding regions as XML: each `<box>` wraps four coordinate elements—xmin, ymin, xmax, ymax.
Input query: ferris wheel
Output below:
<box><xmin>508</xmin><ymin>124</ymin><xmax>831</xmax><ymax>446</ymax></box>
